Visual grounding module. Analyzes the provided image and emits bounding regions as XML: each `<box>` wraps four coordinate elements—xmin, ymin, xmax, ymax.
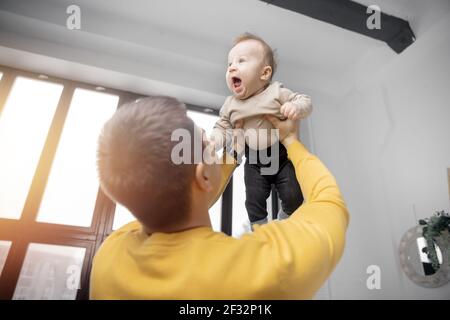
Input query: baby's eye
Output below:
<box><xmin>228</xmin><ymin>62</ymin><xmax>232</xmax><ymax>67</ymax></box>
<box><xmin>238</xmin><ymin>58</ymin><xmax>245</xmax><ymax>63</ymax></box>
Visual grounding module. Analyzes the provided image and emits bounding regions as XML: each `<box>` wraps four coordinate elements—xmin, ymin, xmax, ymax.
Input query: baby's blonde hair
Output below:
<box><xmin>233</xmin><ymin>32</ymin><xmax>277</xmax><ymax>80</ymax></box>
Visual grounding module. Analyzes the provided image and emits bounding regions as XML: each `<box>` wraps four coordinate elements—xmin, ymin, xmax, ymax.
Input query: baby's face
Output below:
<box><xmin>226</xmin><ymin>40</ymin><xmax>270</xmax><ymax>100</ymax></box>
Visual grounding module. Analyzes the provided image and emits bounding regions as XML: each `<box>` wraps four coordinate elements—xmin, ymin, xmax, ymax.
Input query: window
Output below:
<box><xmin>12</xmin><ymin>243</ymin><xmax>86</xmax><ymax>300</ymax></box>
<box><xmin>0</xmin><ymin>66</ymin><xmax>250</xmax><ymax>300</ymax></box>
<box><xmin>0</xmin><ymin>77</ymin><xmax>63</xmax><ymax>219</ymax></box>
<box><xmin>0</xmin><ymin>241</ymin><xmax>12</xmax><ymax>276</ymax></box>
<box><xmin>232</xmin><ymin>163</ymin><xmax>251</xmax><ymax>237</ymax></box>
<box><xmin>112</xmin><ymin>204</ymin><xmax>135</xmax><ymax>230</ymax></box>
<box><xmin>37</xmin><ymin>89</ymin><xmax>119</xmax><ymax>227</ymax></box>
<box><xmin>232</xmin><ymin>160</ymin><xmax>273</xmax><ymax>238</ymax></box>
<box><xmin>186</xmin><ymin>110</ymin><xmax>218</xmax><ymax>136</ymax></box>
<box><xmin>0</xmin><ymin>67</ymin><xmax>121</xmax><ymax>300</ymax></box>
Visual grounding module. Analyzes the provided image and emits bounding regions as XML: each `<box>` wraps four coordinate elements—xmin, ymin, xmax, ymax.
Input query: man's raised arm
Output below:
<box><xmin>261</xmin><ymin>116</ymin><xmax>349</xmax><ymax>297</ymax></box>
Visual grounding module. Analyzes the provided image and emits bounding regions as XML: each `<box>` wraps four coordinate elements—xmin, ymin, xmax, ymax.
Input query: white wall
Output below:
<box><xmin>309</xmin><ymin>10</ymin><xmax>450</xmax><ymax>299</ymax></box>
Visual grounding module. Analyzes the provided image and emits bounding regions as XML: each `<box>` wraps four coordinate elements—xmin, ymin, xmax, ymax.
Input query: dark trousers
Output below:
<box><xmin>244</xmin><ymin>142</ymin><xmax>304</xmax><ymax>223</ymax></box>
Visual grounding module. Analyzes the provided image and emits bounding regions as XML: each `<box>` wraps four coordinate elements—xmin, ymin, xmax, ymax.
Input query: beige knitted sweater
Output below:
<box><xmin>212</xmin><ymin>81</ymin><xmax>312</xmax><ymax>150</ymax></box>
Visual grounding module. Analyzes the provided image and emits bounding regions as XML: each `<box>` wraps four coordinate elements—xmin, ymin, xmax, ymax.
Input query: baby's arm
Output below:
<box><xmin>279</xmin><ymin>87</ymin><xmax>313</xmax><ymax>120</ymax></box>
<box><xmin>211</xmin><ymin>102</ymin><xmax>233</xmax><ymax>151</ymax></box>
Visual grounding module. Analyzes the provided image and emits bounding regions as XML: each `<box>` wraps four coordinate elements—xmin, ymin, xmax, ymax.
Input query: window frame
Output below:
<box><xmin>0</xmin><ymin>65</ymin><xmax>129</xmax><ymax>299</ymax></box>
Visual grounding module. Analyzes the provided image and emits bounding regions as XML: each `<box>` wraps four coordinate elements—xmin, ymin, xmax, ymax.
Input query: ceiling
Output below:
<box><xmin>0</xmin><ymin>0</ymin><xmax>449</xmax><ymax>107</ymax></box>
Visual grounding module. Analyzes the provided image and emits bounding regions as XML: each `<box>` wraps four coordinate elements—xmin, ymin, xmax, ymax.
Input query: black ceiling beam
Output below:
<box><xmin>261</xmin><ymin>0</ymin><xmax>415</xmax><ymax>53</ymax></box>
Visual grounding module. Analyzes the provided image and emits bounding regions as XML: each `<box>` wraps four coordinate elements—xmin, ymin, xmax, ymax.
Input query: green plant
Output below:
<box><xmin>419</xmin><ymin>210</ymin><xmax>450</xmax><ymax>271</ymax></box>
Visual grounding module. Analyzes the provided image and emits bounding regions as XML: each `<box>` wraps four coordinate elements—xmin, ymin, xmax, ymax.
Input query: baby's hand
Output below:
<box><xmin>233</xmin><ymin>119</ymin><xmax>244</xmax><ymax>129</ymax></box>
<box><xmin>280</xmin><ymin>102</ymin><xmax>302</xmax><ymax>120</ymax></box>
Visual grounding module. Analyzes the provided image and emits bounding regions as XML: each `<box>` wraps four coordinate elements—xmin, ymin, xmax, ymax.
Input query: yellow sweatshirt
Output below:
<box><xmin>90</xmin><ymin>140</ymin><xmax>349</xmax><ymax>299</ymax></box>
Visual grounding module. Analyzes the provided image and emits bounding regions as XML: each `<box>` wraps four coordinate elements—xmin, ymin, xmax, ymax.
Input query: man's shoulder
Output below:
<box><xmin>102</xmin><ymin>220</ymin><xmax>140</xmax><ymax>244</ymax></box>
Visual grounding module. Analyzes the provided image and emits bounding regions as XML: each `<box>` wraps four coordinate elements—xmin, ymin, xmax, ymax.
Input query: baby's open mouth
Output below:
<box><xmin>232</xmin><ymin>77</ymin><xmax>242</xmax><ymax>89</ymax></box>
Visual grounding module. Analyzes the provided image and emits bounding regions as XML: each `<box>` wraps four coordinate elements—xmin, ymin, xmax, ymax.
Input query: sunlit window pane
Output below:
<box><xmin>13</xmin><ymin>243</ymin><xmax>85</xmax><ymax>300</ymax></box>
<box><xmin>0</xmin><ymin>77</ymin><xmax>63</xmax><ymax>220</ymax></box>
<box><xmin>232</xmin><ymin>161</ymin><xmax>251</xmax><ymax>238</ymax></box>
<box><xmin>0</xmin><ymin>240</ymin><xmax>12</xmax><ymax>276</ymax></box>
<box><xmin>187</xmin><ymin>110</ymin><xmax>218</xmax><ymax>135</ymax></box>
<box><xmin>0</xmin><ymin>72</ymin><xmax>3</xmax><ymax>80</ymax></box>
<box><xmin>209</xmin><ymin>196</ymin><xmax>221</xmax><ymax>232</ymax></box>
<box><xmin>186</xmin><ymin>110</ymin><xmax>221</xmax><ymax>231</ymax></box>
<box><xmin>112</xmin><ymin>204</ymin><xmax>135</xmax><ymax>230</ymax></box>
<box><xmin>37</xmin><ymin>89</ymin><xmax>119</xmax><ymax>227</ymax></box>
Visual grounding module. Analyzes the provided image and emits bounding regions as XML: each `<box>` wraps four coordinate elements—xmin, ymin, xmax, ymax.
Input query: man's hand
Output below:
<box><xmin>280</xmin><ymin>102</ymin><xmax>302</xmax><ymax>120</ymax></box>
<box><xmin>265</xmin><ymin>115</ymin><xmax>300</xmax><ymax>147</ymax></box>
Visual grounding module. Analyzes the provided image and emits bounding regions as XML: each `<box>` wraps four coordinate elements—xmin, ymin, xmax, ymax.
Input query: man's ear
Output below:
<box><xmin>194</xmin><ymin>163</ymin><xmax>213</xmax><ymax>192</ymax></box>
<box><xmin>260</xmin><ymin>65</ymin><xmax>272</xmax><ymax>81</ymax></box>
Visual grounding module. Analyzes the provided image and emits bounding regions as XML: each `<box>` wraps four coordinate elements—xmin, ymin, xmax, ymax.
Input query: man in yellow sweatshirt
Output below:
<box><xmin>90</xmin><ymin>95</ymin><xmax>349</xmax><ymax>299</ymax></box>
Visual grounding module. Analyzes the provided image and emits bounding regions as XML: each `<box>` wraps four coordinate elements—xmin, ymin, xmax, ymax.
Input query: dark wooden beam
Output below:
<box><xmin>262</xmin><ymin>0</ymin><xmax>415</xmax><ymax>53</ymax></box>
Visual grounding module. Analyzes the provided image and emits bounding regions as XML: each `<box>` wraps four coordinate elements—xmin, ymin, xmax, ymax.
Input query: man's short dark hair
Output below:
<box><xmin>97</xmin><ymin>96</ymin><xmax>196</xmax><ymax>231</ymax></box>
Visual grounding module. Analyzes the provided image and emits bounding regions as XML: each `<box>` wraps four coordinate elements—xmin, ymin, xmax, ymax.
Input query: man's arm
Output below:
<box><xmin>257</xmin><ymin>116</ymin><xmax>349</xmax><ymax>296</ymax></box>
<box><xmin>208</xmin><ymin>118</ymin><xmax>245</xmax><ymax>209</ymax></box>
<box><xmin>211</xmin><ymin>99</ymin><xmax>233</xmax><ymax>150</ymax></box>
<box><xmin>208</xmin><ymin>153</ymin><xmax>236</xmax><ymax>208</ymax></box>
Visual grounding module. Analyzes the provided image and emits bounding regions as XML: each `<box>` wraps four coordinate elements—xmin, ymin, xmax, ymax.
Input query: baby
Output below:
<box><xmin>211</xmin><ymin>33</ymin><xmax>313</xmax><ymax>227</ymax></box>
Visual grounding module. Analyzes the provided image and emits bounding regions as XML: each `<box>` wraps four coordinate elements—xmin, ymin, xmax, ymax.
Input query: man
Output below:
<box><xmin>90</xmin><ymin>96</ymin><xmax>349</xmax><ymax>299</ymax></box>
